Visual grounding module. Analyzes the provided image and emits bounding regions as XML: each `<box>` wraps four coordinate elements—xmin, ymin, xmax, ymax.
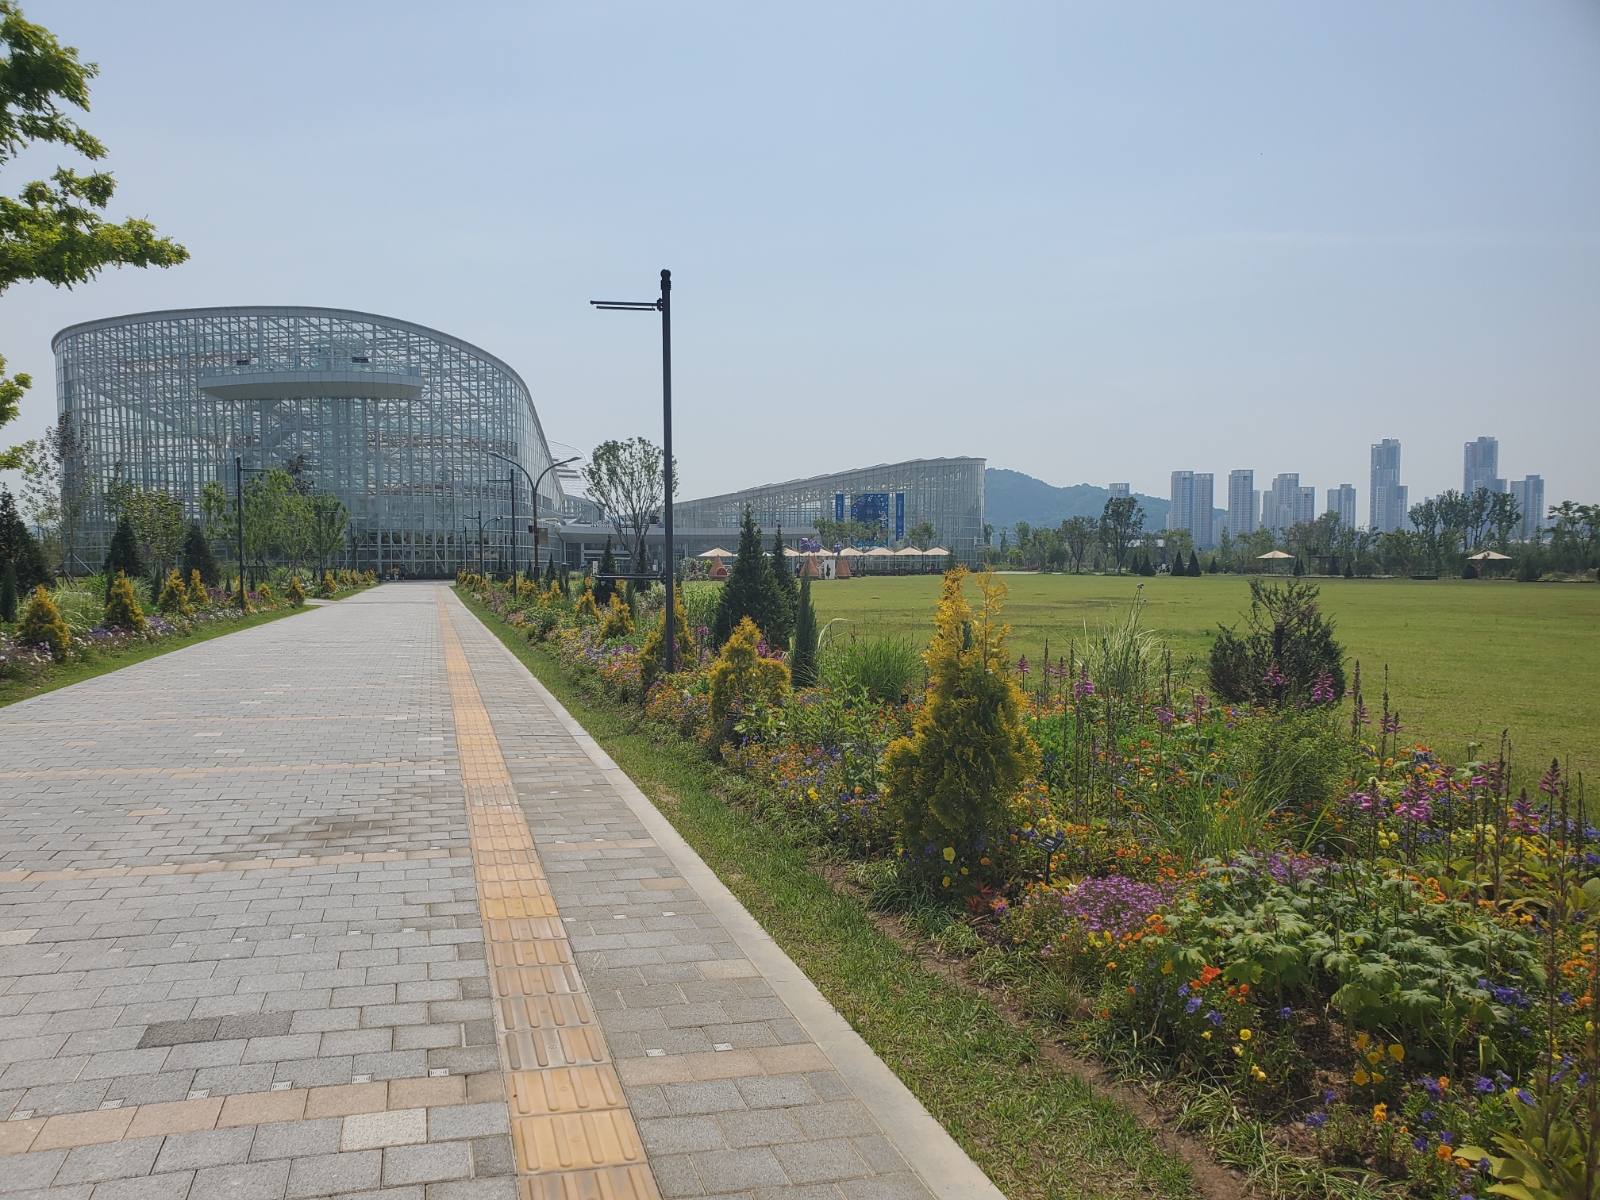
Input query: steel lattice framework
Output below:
<box><xmin>53</xmin><ymin>306</ymin><xmax>559</xmax><ymax>577</ymax></box>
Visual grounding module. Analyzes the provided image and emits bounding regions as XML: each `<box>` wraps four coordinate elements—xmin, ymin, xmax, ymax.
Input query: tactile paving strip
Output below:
<box><xmin>438</xmin><ymin>598</ymin><xmax>660</xmax><ymax>1200</ymax></box>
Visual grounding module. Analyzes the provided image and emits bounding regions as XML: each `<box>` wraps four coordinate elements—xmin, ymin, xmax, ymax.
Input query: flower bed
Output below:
<box><xmin>460</xmin><ymin>569</ymin><xmax>1599</xmax><ymax>1200</ymax></box>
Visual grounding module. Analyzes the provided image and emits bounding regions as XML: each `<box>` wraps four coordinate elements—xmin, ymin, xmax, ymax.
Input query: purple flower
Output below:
<box><xmin>1309</xmin><ymin>669</ymin><xmax>1336</xmax><ymax>704</ymax></box>
<box><xmin>1419</xmin><ymin>1111</ymin><xmax>1435</xmax><ymax>1123</ymax></box>
<box><xmin>1016</xmin><ymin>655</ymin><xmax>1029</xmax><ymax>677</ymax></box>
<box><xmin>1206</xmin><ymin>1010</ymin><xmax>1223</xmax><ymax>1026</ymax></box>
<box><xmin>1262</xmin><ymin>665</ymin><xmax>1287</xmax><ymax>689</ymax></box>
<box><xmin>1304</xmin><ymin>1112</ymin><xmax>1328</xmax><ymax>1129</ymax></box>
<box><xmin>1277</xmin><ymin>1006</ymin><xmax>1293</xmax><ymax>1020</ymax></box>
<box><xmin>1054</xmin><ymin>877</ymin><xmax>1172</xmax><ymax>937</ymax></box>
<box><xmin>1323</xmin><ymin>1090</ymin><xmax>1337</xmax><ymax>1104</ymax></box>
<box><xmin>1186</xmin><ymin>997</ymin><xmax>1201</xmax><ymax>1013</ymax></box>
<box><xmin>1413</xmin><ymin>1137</ymin><xmax>1427</xmax><ymax>1152</ymax></box>
<box><xmin>1439</xmin><ymin>1132</ymin><xmax>1454</xmax><ymax>1146</ymax></box>
<box><xmin>1516</xmin><ymin>1089</ymin><xmax>1535</xmax><ymax>1106</ymax></box>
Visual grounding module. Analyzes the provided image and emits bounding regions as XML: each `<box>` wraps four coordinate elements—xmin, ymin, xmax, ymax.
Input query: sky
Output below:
<box><xmin>3</xmin><ymin>1</ymin><xmax>1598</xmax><ymax>524</ymax></box>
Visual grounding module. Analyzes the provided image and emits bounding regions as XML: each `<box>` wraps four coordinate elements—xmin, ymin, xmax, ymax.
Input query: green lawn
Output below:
<box><xmin>811</xmin><ymin>573</ymin><xmax>1599</xmax><ymax>778</ymax></box>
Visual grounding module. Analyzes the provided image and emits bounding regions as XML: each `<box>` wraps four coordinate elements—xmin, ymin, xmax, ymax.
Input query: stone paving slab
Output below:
<box><xmin>0</xmin><ymin>584</ymin><xmax>998</xmax><ymax>1199</ymax></box>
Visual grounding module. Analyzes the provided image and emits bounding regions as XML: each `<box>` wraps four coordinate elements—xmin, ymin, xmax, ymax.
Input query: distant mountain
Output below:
<box><xmin>985</xmin><ymin>468</ymin><xmax>1170</xmax><ymax>533</ymax></box>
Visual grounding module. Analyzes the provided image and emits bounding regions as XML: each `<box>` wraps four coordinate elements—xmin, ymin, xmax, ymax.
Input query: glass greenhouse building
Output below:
<box><xmin>53</xmin><ymin>306</ymin><xmax>560</xmax><ymax>577</ymax></box>
<box><xmin>670</xmin><ymin>457</ymin><xmax>987</xmax><ymax>565</ymax></box>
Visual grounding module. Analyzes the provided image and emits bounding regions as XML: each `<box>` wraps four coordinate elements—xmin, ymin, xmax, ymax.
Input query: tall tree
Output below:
<box><xmin>790</xmin><ymin>572</ymin><xmax>819</xmax><ymax>687</ymax></box>
<box><xmin>101</xmin><ymin>513</ymin><xmax>141</xmax><ymax>596</ymax></box>
<box><xmin>17</xmin><ymin>411</ymin><xmax>87</xmax><ymax>574</ymax></box>
<box><xmin>1098</xmin><ymin>496</ymin><xmax>1144</xmax><ymax>575</ymax></box>
<box><xmin>1060</xmin><ymin>516</ymin><xmax>1093</xmax><ymax>574</ymax></box>
<box><xmin>0</xmin><ymin>483</ymin><xmax>48</xmax><ymax>588</ymax></box>
<box><xmin>711</xmin><ymin>507</ymin><xmax>778</xmax><ymax>648</ymax></box>
<box><xmin>768</xmin><ymin>527</ymin><xmax>796</xmax><ymax>648</ymax></box>
<box><xmin>180</xmin><ymin>522</ymin><xmax>218</xmax><ymax>587</ymax></box>
<box><xmin>0</xmin><ymin>1</ymin><xmax>188</xmax><ymax>462</ymax></box>
<box><xmin>307</xmin><ymin>491</ymin><xmax>348</xmax><ymax>573</ymax></box>
<box><xmin>583</xmin><ymin>438</ymin><xmax>673</xmax><ymax>577</ymax></box>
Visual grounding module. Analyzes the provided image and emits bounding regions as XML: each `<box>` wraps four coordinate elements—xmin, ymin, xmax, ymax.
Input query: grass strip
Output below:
<box><xmin>461</xmin><ymin>593</ymin><xmax>1198</xmax><ymax>1200</ymax></box>
<box><xmin>0</xmin><ymin>605</ymin><xmax>308</xmax><ymax>709</ymax></box>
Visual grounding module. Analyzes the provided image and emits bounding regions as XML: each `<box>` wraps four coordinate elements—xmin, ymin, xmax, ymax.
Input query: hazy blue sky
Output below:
<box><xmin>4</xmin><ymin>1</ymin><xmax>1597</xmax><ymax>522</ymax></box>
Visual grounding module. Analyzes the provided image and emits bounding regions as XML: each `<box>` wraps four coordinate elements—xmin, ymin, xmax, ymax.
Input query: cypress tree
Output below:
<box><xmin>768</xmin><ymin>527</ymin><xmax>797</xmax><ymax>648</ymax></box>
<box><xmin>712</xmin><ymin>507</ymin><xmax>777</xmax><ymax>648</ymax></box>
<box><xmin>0</xmin><ymin>486</ymin><xmax>50</xmax><ymax>591</ymax></box>
<box><xmin>1208</xmin><ymin>555</ymin><xmax>1220</xmax><ymax>574</ymax></box>
<box><xmin>1</xmin><ymin>559</ymin><xmax>17</xmax><ymax>623</ymax></box>
<box><xmin>104</xmin><ymin>517</ymin><xmax>144</xmax><ymax>600</ymax></box>
<box><xmin>790</xmin><ymin>572</ymin><xmax>819</xmax><ymax>687</ymax></box>
<box><xmin>1169</xmin><ymin>551</ymin><xmax>1185</xmax><ymax>577</ymax></box>
<box><xmin>181</xmin><ymin>522</ymin><xmax>220</xmax><ymax>587</ymax></box>
<box><xmin>1188</xmin><ymin>549</ymin><xmax>1200</xmax><ymax>576</ymax></box>
<box><xmin>594</xmin><ymin>539</ymin><xmax>617</xmax><ymax>606</ymax></box>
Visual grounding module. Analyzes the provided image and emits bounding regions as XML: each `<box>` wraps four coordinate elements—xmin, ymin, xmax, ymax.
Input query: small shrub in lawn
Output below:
<box><xmin>286</xmin><ymin>576</ymin><xmax>306</xmax><ymax>607</ymax></box>
<box><xmin>598</xmin><ymin>592</ymin><xmax>634</xmax><ymax>640</ymax></box>
<box><xmin>158</xmin><ymin>569</ymin><xmax>191</xmax><ymax>616</ymax></box>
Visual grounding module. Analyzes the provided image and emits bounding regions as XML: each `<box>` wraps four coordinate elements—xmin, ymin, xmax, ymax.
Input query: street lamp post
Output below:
<box><xmin>234</xmin><ymin>455</ymin><xmax>269</xmax><ymax>612</ymax></box>
<box><xmin>487</xmin><ymin>451</ymin><xmax>579</xmax><ymax>587</ymax></box>
<box><xmin>591</xmin><ymin>270</ymin><xmax>676</xmax><ymax>673</ymax></box>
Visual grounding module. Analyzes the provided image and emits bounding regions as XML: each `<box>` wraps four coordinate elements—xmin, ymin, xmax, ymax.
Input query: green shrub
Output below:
<box><xmin>18</xmin><ymin>585</ymin><xmax>71</xmax><ymax>660</ymax></box>
<box><xmin>820</xmin><ymin>634</ymin><xmax>919</xmax><ymax>702</ymax></box>
<box><xmin>158</xmin><ymin>569</ymin><xmax>191</xmax><ymax>615</ymax></box>
<box><xmin>1208</xmin><ymin>578</ymin><xmax>1345</xmax><ymax>707</ymax></box>
<box><xmin>707</xmin><ymin>616</ymin><xmax>789</xmax><ymax>729</ymax></box>
<box><xmin>104</xmin><ymin>571</ymin><xmax>147</xmax><ymax>633</ymax></box>
<box><xmin>883</xmin><ymin>569</ymin><xmax>1039</xmax><ymax>882</ymax></box>
<box><xmin>286</xmin><ymin>575</ymin><xmax>306</xmax><ymax>607</ymax></box>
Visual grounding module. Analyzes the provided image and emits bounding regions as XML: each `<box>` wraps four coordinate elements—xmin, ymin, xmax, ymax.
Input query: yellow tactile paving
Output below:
<box><xmin>507</xmin><ymin>1067</ymin><xmax>627</xmax><ymax>1118</ymax></box>
<box><xmin>437</xmin><ymin>599</ymin><xmax>658</xmax><ymax>1191</ymax></box>
<box><xmin>518</xmin><ymin>1166</ymin><xmax>661</xmax><ymax>1200</ymax></box>
<box><xmin>512</xmin><ymin>1110</ymin><xmax>648</xmax><ymax>1173</ymax></box>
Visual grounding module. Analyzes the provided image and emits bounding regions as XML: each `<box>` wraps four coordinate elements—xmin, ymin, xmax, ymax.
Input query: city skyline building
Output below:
<box><xmin>1369</xmin><ymin>438</ymin><xmax>1407</xmax><ymax>533</ymax></box>
<box><xmin>1167</xmin><ymin>470</ymin><xmax>1214</xmax><ymax>547</ymax></box>
<box><xmin>1261</xmin><ymin>472</ymin><xmax>1316</xmax><ymax>532</ymax></box>
<box><xmin>1329</xmin><ymin>484</ymin><xmax>1357</xmax><ymax>529</ymax></box>
<box><xmin>1108</xmin><ymin>482</ymin><xmax>1130</xmax><ymax>498</ymax></box>
<box><xmin>1464</xmin><ymin>436</ymin><xmax>1506</xmax><ymax>494</ymax></box>
<box><xmin>1509</xmin><ymin>474</ymin><xmax>1547</xmax><ymax>540</ymax></box>
<box><xmin>1226</xmin><ymin>469</ymin><xmax>1256</xmax><ymax>538</ymax></box>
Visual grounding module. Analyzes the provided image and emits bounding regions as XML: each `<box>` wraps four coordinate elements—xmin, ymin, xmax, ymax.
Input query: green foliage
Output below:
<box><xmin>17</xmin><ymin>583</ymin><xmax>69</xmax><ymax>658</ymax></box>
<box><xmin>103</xmin><ymin>569</ymin><xmax>145</xmax><ymax>632</ymax></box>
<box><xmin>790</xmin><ymin>573</ymin><xmax>819</xmax><ymax>688</ymax></box>
<box><xmin>0</xmin><ymin>557</ymin><xmax>15</xmax><ymax>622</ymax></box>
<box><xmin>598</xmin><ymin>591</ymin><xmax>634</xmax><ymax>640</ymax></box>
<box><xmin>0</xmin><ymin>483</ymin><xmax>49</xmax><ymax>588</ymax></box>
<box><xmin>707</xmin><ymin>616</ymin><xmax>789</xmax><ymax>729</ymax></box>
<box><xmin>1462</xmin><ymin>1078</ymin><xmax>1600</xmax><ymax>1200</ymax></box>
<box><xmin>156</xmin><ymin>568</ymin><xmax>189</xmax><ymax>616</ymax></box>
<box><xmin>1209</xmin><ymin>578</ymin><xmax>1345</xmax><ymax>707</ymax></box>
<box><xmin>883</xmin><ymin>568</ymin><xmax>1039</xmax><ymax>873</ymax></box>
<box><xmin>180</xmin><ymin>523</ymin><xmax>218</xmax><ymax>587</ymax></box>
<box><xmin>187</xmin><ymin>568</ymin><xmax>206</xmax><ymax>607</ymax></box>
<box><xmin>1078</xmin><ymin>591</ymin><xmax>1160</xmax><ymax>701</ymax></box>
<box><xmin>820</xmin><ymin>634</ymin><xmax>920</xmax><ymax>703</ymax></box>
<box><xmin>102</xmin><ymin>516</ymin><xmax>142</xmax><ymax>597</ymax></box>
<box><xmin>768</xmin><ymin>528</ymin><xmax>796</xmax><ymax>648</ymax></box>
<box><xmin>712</xmin><ymin>507</ymin><xmax>782</xmax><ymax>648</ymax></box>
<box><xmin>640</xmin><ymin>586</ymin><xmax>695</xmax><ymax>686</ymax></box>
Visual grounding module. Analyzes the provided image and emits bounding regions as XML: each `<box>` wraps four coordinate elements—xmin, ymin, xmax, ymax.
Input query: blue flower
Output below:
<box><xmin>1186</xmin><ymin>997</ymin><xmax>1202</xmax><ymax>1013</ymax></box>
<box><xmin>1516</xmin><ymin>1089</ymin><xmax>1536</xmax><ymax>1106</ymax></box>
<box><xmin>1474</xmin><ymin>1077</ymin><xmax>1495</xmax><ymax>1094</ymax></box>
<box><xmin>1419</xmin><ymin>1110</ymin><xmax>1435</xmax><ymax>1123</ymax></box>
<box><xmin>1304</xmin><ymin>1112</ymin><xmax>1328</xmax><ymax>1129</ymax></box>
<box><xmin>1413</xmin><ymin>1137</ymin><xmax>1427</xmax><ymax>1152</ymax></box>
<box><xmin>1277</xmin><ymin>1006</ymin><xmax>1293</xmax><ymax>1020</ymax></box>
<box><xmin>1323</xmin><ymin>1089</ymin><xmax>1337</xmax><ymax>1104</ymax></box>
<box><xmin>1177</xmin><ymin>984</ymin><xmax>1190</xmax><ymax>996</ymax></box>
<box><xmin>1206</xmin><ymin>1010</ymin><xmax>1223</xmax><ymax>1026</ymax></box>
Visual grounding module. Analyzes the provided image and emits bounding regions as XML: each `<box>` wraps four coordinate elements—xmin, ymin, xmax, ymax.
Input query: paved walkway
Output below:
<box><xmin>0</xmin><ymin>585</ymin><xmax>1000</xmax><ymax>1200</ymax></box>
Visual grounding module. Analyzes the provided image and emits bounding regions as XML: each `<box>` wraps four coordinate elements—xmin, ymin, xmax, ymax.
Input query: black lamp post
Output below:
<box><xmin>234</xmin><ymin>456</ymin><xmax>269</xmax><ymax>612</ymax></box>
<box><xmin>591</xmin><ymin>270</ymin><xmax>676</xmax><ymax>673</ymax></box>
<box><xmin>488</xmin><ymin>451</ymin><xmax>578</xmax><ymax>587</ymax></box>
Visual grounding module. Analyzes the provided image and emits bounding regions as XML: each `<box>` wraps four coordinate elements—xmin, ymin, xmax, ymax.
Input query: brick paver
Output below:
<box><xmin>0</xmin><ymin>584</ymin><xmax>985</xmax><ymax>1199</ymax></box>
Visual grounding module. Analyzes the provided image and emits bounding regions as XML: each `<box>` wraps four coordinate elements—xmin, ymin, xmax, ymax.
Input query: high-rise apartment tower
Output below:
<box><xmin>1369</xmin><ymin>439</ymin><xmax>1406</xmax><ymax>532</ymax></box>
